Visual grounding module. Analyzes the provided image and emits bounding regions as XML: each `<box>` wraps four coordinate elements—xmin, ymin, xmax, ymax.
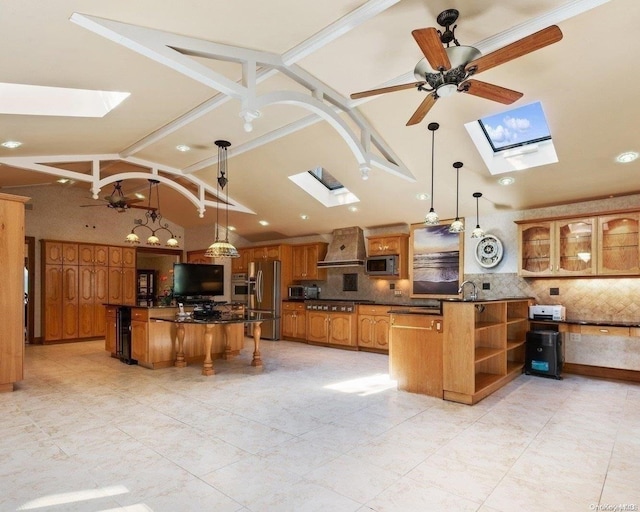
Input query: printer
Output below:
<box><xmin>529</xmin><ymin>305</ymin><xmax>566</xmax><ymax>321</ymax></box>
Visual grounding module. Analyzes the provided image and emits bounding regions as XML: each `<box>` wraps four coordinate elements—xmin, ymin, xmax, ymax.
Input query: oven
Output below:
<box><xmin>231</xmin><ymin>272</ymin><xmax>249</xmax><ymax>303</ymax></box>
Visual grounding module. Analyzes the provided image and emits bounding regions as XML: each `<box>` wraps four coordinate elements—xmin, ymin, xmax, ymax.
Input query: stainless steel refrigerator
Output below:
<box><xmin>248</xmin><ymin>260</ymin><xmax>281</xmax><ymax>340</ymax></box>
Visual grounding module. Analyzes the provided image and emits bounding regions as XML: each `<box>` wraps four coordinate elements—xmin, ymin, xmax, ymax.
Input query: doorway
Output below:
<box><xmin>24</xmin><ymin>236</ymin><xmax>35</xmax><ymax>344</ymax></box>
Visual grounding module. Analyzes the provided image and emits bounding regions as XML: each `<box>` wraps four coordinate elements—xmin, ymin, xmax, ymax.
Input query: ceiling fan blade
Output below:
<box><xmin>406</xmin><ymin>94</ymin><xmax>437</xmax><ymax>126</ymax></box>
<box><xmin>412</xmin><ymin>28</ymin><xmax>451</xmax><ymax>71</ymax></box>
<box><xmin>466</xmin><ymin>25</ymin><xmax>562</xmax><ymax>75</ymax></box>
<box><xmin>350</xmin><ymin>82</ymin><xmax>424</xmax><ymax>100</ymax></box>
<box><xmin>460</xmin><ymin>79</ymin><xmax>523</xmax><ymax>104</ymax></box>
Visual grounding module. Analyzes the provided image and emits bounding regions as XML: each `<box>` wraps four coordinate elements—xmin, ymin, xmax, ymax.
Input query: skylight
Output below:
<box><xmin>0</xmin><ymin>83</ymin><xmax>130</xmax><ymax>118</ymax></box>
<box><xmin>465</xmin><ymin>101</ymin><xmax>558</xmax><ymax>175</ymax></box>
<box><xmin>478</xmin><ymin>102</ymin><xmax>551</xmax><ymax>152</ymax></box>
<box><xmin>289</xmin><ymin>167</ymin><xmax>359</xmax><ymax>207</ymax></box>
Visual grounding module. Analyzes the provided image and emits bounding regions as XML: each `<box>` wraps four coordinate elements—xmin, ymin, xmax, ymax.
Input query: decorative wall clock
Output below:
<box><xmin>474</xmin><ymin>234</ymin><xmax>504</xmax><ymax>268</ymax></box>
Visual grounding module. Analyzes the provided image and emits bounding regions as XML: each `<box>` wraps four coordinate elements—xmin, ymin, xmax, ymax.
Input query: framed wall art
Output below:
<box><xmin>409</xmin><ymin>220</ymin><xmax>464</xmax><ymax>298</ymax></box>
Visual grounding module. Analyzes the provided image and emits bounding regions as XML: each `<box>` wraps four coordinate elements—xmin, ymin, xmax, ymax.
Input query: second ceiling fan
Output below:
<box><xmin>350</xmin><ymin>9</ymin><xmax>563</xmax><ymax>126</ymax></box>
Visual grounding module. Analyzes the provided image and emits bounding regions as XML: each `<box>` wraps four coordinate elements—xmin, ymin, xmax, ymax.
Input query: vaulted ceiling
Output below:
<box><xmin>1</xmin><ymin>0</ymin><xmax>638</xmax><ymax>242</ymax></box>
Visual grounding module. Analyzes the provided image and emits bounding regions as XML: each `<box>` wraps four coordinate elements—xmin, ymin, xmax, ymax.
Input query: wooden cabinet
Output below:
<box><xmin>131</xmin><ymin>308</ymin><xmax>150</xmax><ymax>364</ymax></box>
<box><xmin>517</xmin><ymin>218</ymin><xmax>596</xmax><ymax>276</ymax></box>
<box><xmin>78</xmin><ymin>246</ymin><xmax>108</xmax><ymax>338</ymax></box>
<box><xmin>306</xmin><ymin>309</ymin><xmax>357</xmax><ymax>348</ymax></box>
<box><xmin>281</xmin><ymin>302</ymin><xmax>306</xmax><ymax>341</ymax></box>
<box><xmin>186</xmin><ymin>249</ymin><xmax>213</xmax><ymax>264</ymax></box>
<box><xmin>357</xmin><ymin>305</ymin><xmax>390</xmax><ymax>351</ymax></box>
<box><xmin>389</xmin><ymin>313</ymin><xmax>443</xmax><ymax>397</ymax></box>
<box><xmin>105</xmin><ymin>306</ymin><xmax>117</xmax><ymax>354</ymax></box>
<box><xmin>366</xmin><ymin>234</ymin><xmax>409</xmax><ymax>279</ymax></box>
<box><xmin>0</xmin><ymin>193</ymin><xmax>28</xmax><ymax>392</ymax></box>
<box><xmin>442</xmin><ymin>299</ymin><xmax>530</xmax><ymax>405</ymax></box>
<box><xmin>232</xmin><ymin>247</ymin><xmax>252</xmax><ymax>272</ymax></box>
<box><xmin>291</xmin><ymin>243</ymin><xmax>328</xmax><ymax>281</ymax></box>
<box><xmin>251</xmin><ymin>245</ymin><xmax>282</xmax><ymax>261</ymax></box>
<box><xmin>61</xmin><ymin>265</ymin><xmax>79</xmax><ymax>339</ymax></box>
<box><xmin>108</xmin><ymin>246</ymin><xmax>136</xmax><ymax>305</ymax></box>
<box><xmin>597</xmin><ymin>213</ymin><xmax>640</xmax><ymax>275</ymax></box>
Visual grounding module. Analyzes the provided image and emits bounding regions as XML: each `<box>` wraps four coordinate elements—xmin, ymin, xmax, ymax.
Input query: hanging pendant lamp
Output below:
<box><xmin>125</xmin><ymin>179</ymin><xmax>179</xmax><ymax>247</ymax></box>
<box><xmin>449</xmin><ymin>161</ymin><xmax>465</xmax><ymax>233</ymax></box>
<box><xmin>205</xmin><ymin>140</ymin><xmax>239</xmax><ymax>259</ymax></box>
<box><xmin>424</xmin><ymin>122</ymin><xmax>440</xmax><ymax>225</ymax></box>
<box><xmin>471</xmin><ymin>192</ymin><xmax>485</xmax><ymax>239</ymax></box>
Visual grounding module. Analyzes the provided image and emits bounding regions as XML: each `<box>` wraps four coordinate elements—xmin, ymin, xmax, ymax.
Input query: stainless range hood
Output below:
<box><xmin>317</xmin><ymin>226</ymin><xmax>366</xmax><ymax>268</ymax></box>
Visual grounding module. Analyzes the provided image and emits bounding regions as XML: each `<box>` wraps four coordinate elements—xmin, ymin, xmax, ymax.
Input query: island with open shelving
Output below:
<box><xmin>441</xmin><ymin>298</ymin><xmax>532</xmax><ymax>405</ymax></box>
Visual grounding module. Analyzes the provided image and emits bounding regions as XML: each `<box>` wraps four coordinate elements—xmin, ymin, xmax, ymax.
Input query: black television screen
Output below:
<box><xmin>172</xmin><ymin>263</ymin><xmax>224</xmax><ymax>299</ymax></box>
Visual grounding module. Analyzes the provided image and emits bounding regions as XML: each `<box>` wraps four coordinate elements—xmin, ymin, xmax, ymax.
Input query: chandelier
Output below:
<box><xmin>205</xmin><ymin>140</ymin><xmax>239</xmax><ymax>258</ymax></box>
<box><xmin>125</xmin><ymin>179</ymin><xmax>179</xmax><ymax>247</ymax></box>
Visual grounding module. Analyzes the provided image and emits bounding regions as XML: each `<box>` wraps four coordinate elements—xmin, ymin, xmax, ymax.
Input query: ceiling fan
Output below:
<box><xmin>80</xmin><ymin>180</ymin><xmax>145</xmax><ymax>212</ymax></box>
<box><xmin>350</xmin><ymin>9</ymin><xmax>563</xmax><ymax>126</ymax></box>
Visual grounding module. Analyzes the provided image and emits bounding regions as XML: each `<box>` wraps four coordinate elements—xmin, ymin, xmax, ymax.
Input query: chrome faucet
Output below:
<box><xmin>458</xmin><ymin>280</ymin><xmax>477</xmax><ymax>301</ymax></box>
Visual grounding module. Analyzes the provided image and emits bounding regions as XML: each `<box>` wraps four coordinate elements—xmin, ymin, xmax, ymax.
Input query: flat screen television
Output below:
<box><xmin>172</xmin><ymin>263</ymin><xmax>224</xmax><ymax>301</ymax></box>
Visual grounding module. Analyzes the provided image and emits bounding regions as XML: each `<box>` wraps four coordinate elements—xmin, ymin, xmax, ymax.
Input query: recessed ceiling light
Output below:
<box><xmin>176</xmin><ymin>144</ymin><xmax>191</xmax><ymax>152</ymax></box>
<box><xmin>259</xmin><ymin>220</ymin><xmax>269</xmax><ymax>226</ymax></box>
<box><xmin>416</xmin><ymin>193</ymin><xmax>430</xmax><ymax>201</ymax></box>
<box><xmin>1</xmin><ymin>140</ymin><xmax>22</xmax><ymax>149</ymax></box>
<box><xmin>498</xmin><ymin>177</ymin><xmax>515</xmax><ymax>186</ymax></box>
<box><xmin>300</xmin><ymin>214</ymin><xmax>309</xmax><ymax>220</ymax></box>
<box><xmin>56</xmin><ymin>178</ymin><xmax>71</xmax><ymax>184</ymax></box>
<box><xmin>134</xmin><ymin>193</ymin><xmax>145</xmax><ymax>200</ymax></box>
<box><xmin>227</xmin><ymin>225</ymin><xmax>236</xmax><ymax>231</ymax></box>
<box><xmin>348</xmin><ymin>206</ymin><xmax>358</xmax><ymax>212</ymax></box>
<box><xmin>616</xmin><ymin>151</ymin><xmax>638</xmax><ymax>163</ymax></box>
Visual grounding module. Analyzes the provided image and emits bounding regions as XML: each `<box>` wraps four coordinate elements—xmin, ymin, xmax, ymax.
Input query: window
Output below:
<box><xmin>478</xmin><ymin>101</ymin><xmax>551</xmax><ymax>152</ymax></box>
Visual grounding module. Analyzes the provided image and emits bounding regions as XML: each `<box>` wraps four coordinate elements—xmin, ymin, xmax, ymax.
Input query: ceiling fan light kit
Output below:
<box><xmin>350</xmin><ymin>9</ymin><xmax>562</xmax><ymax>126</ymax></box>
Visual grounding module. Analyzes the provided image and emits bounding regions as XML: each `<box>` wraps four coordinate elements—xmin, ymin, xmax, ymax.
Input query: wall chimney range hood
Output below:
<box><xmin>317</xmin><ymin>226</ymin><xmax>366</xmax><ymax>268</ymax></box>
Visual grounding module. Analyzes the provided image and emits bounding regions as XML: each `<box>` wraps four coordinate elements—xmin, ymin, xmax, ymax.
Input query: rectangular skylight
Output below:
<box><xmin>465</xmin><ymin>101</ymin><xmax>558</xmax><ymax>175</ymax></box>
<box><xmin>289</xmin><ymin>167</ymin><xmax>359</xmax><ymax>207</ymax></box>
<box><xmin>478</xmin><ymin>101</ymin><xmax>551</xmax><ymax>153</ymax></box>
<box><xmin>0</xmin><ymin>82</ymin><xmax>130</xmax><ymax>117</ymax></box>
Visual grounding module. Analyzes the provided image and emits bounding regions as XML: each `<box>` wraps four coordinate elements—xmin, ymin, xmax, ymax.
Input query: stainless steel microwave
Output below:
<box><xmin>365</xmin><ymin>255</ymin><xmax>399</xmax><ymax>276</ymax></box>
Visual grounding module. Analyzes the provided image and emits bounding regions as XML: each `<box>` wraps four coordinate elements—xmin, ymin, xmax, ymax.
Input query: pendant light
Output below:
<box><xmin>449</xmin><ymin>161</ymin><xmax>464</xmax><ymax>233</ymax></box>
<box><xmin>125</xmin><ymin>179</ymin><xmax>179</xmax><ymax>247</ymax></box>
<box><xmin>471</xmin><ymin>192</ymin><xmax>485</xmax><ymax>239</ymax></box>
<box><xmin>424</xmin><ymin>122</ymin><xmax>440</xmax><ymax>225</ymax></box>
<box><xmin>205</xmin><ymin>140</ymin><xmax>240</xmax><ymax>259</ymax></box>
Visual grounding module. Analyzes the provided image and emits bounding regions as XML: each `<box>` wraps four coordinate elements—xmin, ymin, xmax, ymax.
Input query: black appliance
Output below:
<box><xmin>365</xmin><ymin>255</ymin><xmax>399</xmax><ymax>276</ymax></box>
<box><xmin>525</xmin><ymin>330</ymin><xmax>563</xmax><ymax>379</ymax></box>
<box><xmin>173</xmin><ymin>262</ymin><xmax>224</xmax><ymax>302</ymax></box>
<box><xmin>116</xmin><ymin>306</ymin><xmax>136</xmax><ymax>365</ymax></box>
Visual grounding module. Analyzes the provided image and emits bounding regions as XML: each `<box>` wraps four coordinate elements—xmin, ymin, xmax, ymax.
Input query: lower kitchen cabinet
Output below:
<box><xmin>306</xmin><ymin>310</ymin><xmax>357</xmax><ymax>348</ymax></box>
<box><xmin>389</xmin><ymin>313</ymin><xmax>443</xmax><ymax>397</ymax></box>
<box><xmin>105</xmin><ymin>306</ymin><xmax>117</xmax><ymax>354</ymax></box>
<box><xmin>281</xmin><ymin>302</ymin><xmax>306</xmax><ymax>341</ymax></box>
<box><xmin>357</xmin><ymin>305</ymin><xmax>390</xmax><ymax>352</ymax></box>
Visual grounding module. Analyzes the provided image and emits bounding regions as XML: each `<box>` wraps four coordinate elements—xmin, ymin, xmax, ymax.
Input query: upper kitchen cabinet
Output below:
<box><xmin>366</xmin><ymin>234</ymin><xmax>409</xmax><ymax>279</ymax></box>
<box><xmin>231</xmin><ymin>248</ymin><xmax>251</xmax><ymax>272</ymax></box>
<box><xmin>251</xmin><ymin>245</ymin><xmax>282</xmax><ymax>261</ymax></box>
<box><xmin>517</xmin><ymin>218</ymin><xmax>596</xmax><ymax>277</ymax></box>
<box><xmin>597</xmin><ymin>213</ymin><xmax>640</xmax><ymax>275</ymax></box>
<box><xmin>291</xmin><ymin>243</ymin><xmax>328</xmax><ymax>281</ymax></box>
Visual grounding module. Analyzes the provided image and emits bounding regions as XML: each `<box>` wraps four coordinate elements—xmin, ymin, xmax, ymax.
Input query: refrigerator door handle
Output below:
<box><xmin>257</xmin><ymin>269</ymin><xmax>263</xmax><ymax>303</ymax></box>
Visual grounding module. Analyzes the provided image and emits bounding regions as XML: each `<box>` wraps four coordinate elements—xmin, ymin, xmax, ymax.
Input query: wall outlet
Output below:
<box><xmin>550</xmin><ymin>287</ymin><xmax>560</xmax><ymax>295</ymax></box>
<box><xmin>393</xmin><ymin>290</ymin><xmax>402</xmax><ymax>296</ymax></box>
<box><xmin>569</xmin><ymin>333</ymin><xmax>581</xmax><ymax>343</ymax></box>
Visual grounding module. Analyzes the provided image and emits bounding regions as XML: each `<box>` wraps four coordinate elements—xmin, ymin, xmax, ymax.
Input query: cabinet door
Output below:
<box><xmin>108</xmin><ymin>246</ymin><xmax>123</xmax><ymax>267</ymax></box>
<box><xmin>329</xmin><ymin>314</ymin><xmax>355</xmax><ymax>347</ymax></box>
<box><xmin>108</xmin><ymin>267</ymin><xmax>123</xmax><ymax>303</ymax></box>
<box><xmin>122</xmin><ymin>267</ymin><xmax>137</xmax><ymax>305</ymax></box>
<box><xmin>555</xmin><ymin>218</ymin><xmax>596</xmax><ymax>275</ymax></box>
<box><xmin>518</xmin><ymin>222</ymin><xmax>554</xmax><ymax>276</ymax></box>
<box><xmin>282</xmin><ymin>310</ymin><xmax>296</xmax><ymax>338</ymax></box>
<box><xmin>62</xmin><ymin>266</ymin><xmax>79</xmax><ymax>339</ymax></box>
<box><xmin>597</xmin><ymin>213</ymin><xmax>640</xmax><ymax>275</ymax></box>
<box><xmin>44</xmin><ymin>241</ymin><xmax>63</xmax><ymax>265</ymax></box>
<box><xmin>94</xmin><ymin>246</ymin><xmax>109</xmax><ymax>266</ymax></box>
<box><xmin>78</xmin><ymin>266</ymin><xmax>95</xmax><ymax>338</ymax></box>
<box><xmin>291</xmin><ymin>245</ymin><xmax>307</xmax><ymax>279</ymax></box>
<box><xmin>306</xmin><ymin>312</ymin><xmax>328</xmax><ymax>343</ymax></box>
<box><xmin>232</xmin><ymin>248</ymin><xmax>250</xmax><ymax>272</ymax></box>
<box><xmin>131</xmin><ymin>320</ymin><xmax>148</xmax><ymax>363</ymax></box>
<box><xmin>78</xmin><ymin>244</ymin><xmax>95</xmax><ymax>266</ymax></box>
<box><xmin>105</xmin><ymin>310</ymin><xmax>117</xmax><ymax>353</ymax></box>
<box><xmin>93</xmin><ymin>266</ymin><xmax>108</xmax><ymax>336</ymax></box>
<box><xmin>187</xmin><ymin>250</ymin><xmax>212</xmax><ymax>263</ymax></box>
<box><xmin>62</xmin><ymin>243</ymin><xmax>79</xmax><ymax>265</ymax></box>
<box><xmin>368</xmin><ymin>237</ymin><xmax>399</xmax><ymax>256</ymax></box>
<box><xmin>294</xmin><ymin>311</ymin><xmax>306</xmax><ymax>339</ymax></box>
<box><xmin>122</xmin><ymin>247</ymin><xmax>137</xmax><ymax>268</ymax></box>
<box><xmin>372</xmin><ymin>316</ymin><xmax>390</xmax><ymax>349</ymax></box>
<box><xmin>43</xmin><ymin>264</ymin><xmax>63</xmax><ymax>341</ymax></box>
<box><xmin>358</xmin><ymin>315</ymin><xmax>374</xmax><ymax>348</ymax></box>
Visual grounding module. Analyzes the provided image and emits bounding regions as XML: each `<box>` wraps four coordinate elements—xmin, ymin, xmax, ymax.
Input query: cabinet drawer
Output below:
<box><xmin>132</xmin><ymin>309</ymin><xmax>149</xmax><ymax>321</ymax></box>
<box><xmin>579</xmin><ymin>325</ymin><xmax>630</xmax><ymax>337</ymax></box>
<box><xmin>282</xmin><ymin>302</ymin><xmax>305</xmax><ymax>311</ymax></box>
<box><xmin>358</xmin><ymin>305</ymin><xmax>389</xmax><ymax>316</ymax></box>
<box><xmin>106</xmin><ymin>306</ymin><xmax>118</xmax><ymax>318</ymax></box>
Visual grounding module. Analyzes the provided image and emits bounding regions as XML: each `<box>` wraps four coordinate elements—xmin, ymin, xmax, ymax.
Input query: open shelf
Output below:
<box><xmin>475</xmin><ymin>346</ymin><xmax>503</xmax><ymax>363</ymax></box>
<box><xmin>506</xmin><ymin>361</ymin><xmax>525</xmax><ymax>376</ymax></box>
<box><xmin>506</xmin><ymin>340</ymin><xmax>526</xmax><ymax>351</ymax></box>
<box><xmin>475</xmin><ymin>372</ymin><xmax>503</xmax><ymax>390</ymax></box>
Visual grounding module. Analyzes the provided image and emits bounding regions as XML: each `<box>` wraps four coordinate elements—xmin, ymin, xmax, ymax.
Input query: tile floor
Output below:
<box><xmin>1</xmin><ymin>338</ymin><xmax>639</xmax><ymax>511</ymax></box>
